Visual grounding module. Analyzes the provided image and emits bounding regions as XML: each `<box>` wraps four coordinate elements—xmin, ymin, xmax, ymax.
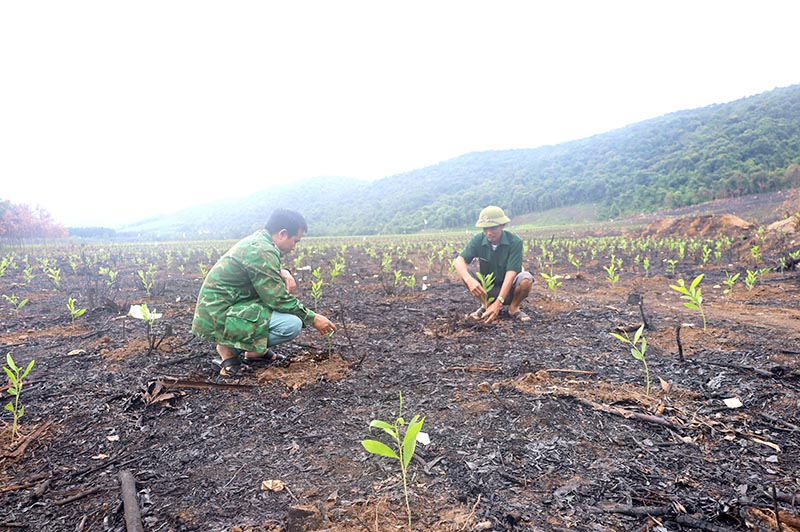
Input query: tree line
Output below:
<box><xmin>0</xmin><ymin>200</ymin><xmax>67</xmax><ymax>241</ymax></box>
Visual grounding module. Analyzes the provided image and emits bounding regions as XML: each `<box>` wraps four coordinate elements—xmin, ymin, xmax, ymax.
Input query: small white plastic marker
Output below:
<box><xmin>723</xmin><ymin>397</ymin><xmax>743</xmax><ymax>408</ymax></box>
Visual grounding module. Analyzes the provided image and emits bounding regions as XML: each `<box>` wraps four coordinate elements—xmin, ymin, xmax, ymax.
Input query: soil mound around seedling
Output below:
<box><xmin>637</xmin><ymin>213</ymin><xmax>755</xmax><ymax>240</ymax></box>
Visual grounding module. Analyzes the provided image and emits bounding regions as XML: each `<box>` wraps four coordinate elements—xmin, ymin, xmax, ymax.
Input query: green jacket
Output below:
<box><xmin>191</xmin><ymin>230</ymin><xmax>315</xmax><ymax>352</ymax></box>
<box><xmin>459</xmin><ymin>230</ymin><xmax>524</xmax><ymax>284</ymax></box>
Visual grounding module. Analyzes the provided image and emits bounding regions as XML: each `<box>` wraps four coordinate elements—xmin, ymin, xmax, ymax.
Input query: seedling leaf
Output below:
<box><xmin>402</xmin><ymin>416</ymin><xmax>425</xmax><ymax>468</ymax></box>
<box><xmin>368</xmin><ymin>419</ymin><xmax>398</xmax><ymax>438</ymax></box>
<box><xmin>362</xmin><ymin>439</ymin><xmax>399</xmax><ymax>459</ymax></box>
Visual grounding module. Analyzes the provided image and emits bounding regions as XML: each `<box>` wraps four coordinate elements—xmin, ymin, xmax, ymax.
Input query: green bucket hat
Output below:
<box><xmin>475</xmin><ymin>205</ymin><xmax>510</xmax><ymax>228</ymax></box>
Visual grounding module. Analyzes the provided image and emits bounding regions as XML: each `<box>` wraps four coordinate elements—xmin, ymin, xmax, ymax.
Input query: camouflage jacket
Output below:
<box><xmin>191</xmin><ymin>230</ymin><xmax>315</xmax><ymax>352</ymax></box>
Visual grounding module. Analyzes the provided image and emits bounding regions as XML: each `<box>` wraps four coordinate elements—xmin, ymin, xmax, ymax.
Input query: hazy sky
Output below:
<box><xmin>2</xmin><ymin>1</ymin><xmax>798</xmax><ymax>228</ymax></box>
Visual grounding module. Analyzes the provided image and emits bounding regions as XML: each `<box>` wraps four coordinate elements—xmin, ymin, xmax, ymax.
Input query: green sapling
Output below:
<box><xmin>362</xmin><ymin>392</ymin><xmax>429</xmax><ymax>528</ymax></box>
<box><xmin>744</xmin><ymin>269</ymin><xmax>758</xmax><ymax>291</ymax></box>
<box><xmin>611</xmin><ymin>325</ymin><xmax>650</xmax><ymax>395</ymax></box>
<box><xmin>402</xmin><ymin>273</ymin><xmax>417</xmax><ymax>293</ymax></box>
<box><xmin>66</xmin><ymin>297</ymin><xmax>86</xmax><ymax>324</ymax></box>
<box><xmin>4</xmin><ymin>353</ymin><xmax>35</xmax><ymax>440</ymax></box>
<box><xmin>46</xmin><ymin>267</ymin><xmax>61</xmax><ymax>289</ymax></box>
<box><xmin>128</xmin><ymin>304</ymin><xmax>165</xmax><ymax>354</ymax></box>
<box><xmin>329</xmin><ymin>256</ymin><xmax>345</xmax><ymax>281</ymax></box>
<box><xmin>475</xmin><ymin>271</ymin><xmax>496</xmax><ymax>307</ymax></box>
<box><xmin>669</xmin><ymin>274</ymin><xmax>706</xmax><ymax>330</ymax></box>
<box><xmin>540</xmin><ymin>271</ymin><xmax>562</xmax><ymax>294</ymax></box>
<box><xmin>2</xmin><ymin>294</ymin><xmax>29</xmax><ymax>314</ymax></box>
<box><xmin>603</xmin><ymin>259</ymin><xmax>619</xmax><ymax>284</ymax></box>
<box><xmin>311</xmin><ymin>267</ymin><xmax>323</xmax><ymax>310</ymax></box>
<box><xmin>722</xmin><ymin>271</ymin><xmax>739</xmax><ymax>302</ymax></box>
<box><xmin>137</xmin><ymin>268</ymin><xmax>155</xmax><ymax>296</ymax></box>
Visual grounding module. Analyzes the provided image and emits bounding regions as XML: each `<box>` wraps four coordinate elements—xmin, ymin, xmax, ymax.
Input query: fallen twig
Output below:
<box><xmin>599</xmin><ymin>503</ymin><xmax>739</xmax><ymax>532</ymax></box>
<box><xmin>571</xmin><ymin>397</ymin><xmax>681</xmax><ymax>431</ymax></box>
<box><xmin>759</xmin><ymin>413</ymin><xmax>800</xmax><ymax>432</ymax></box>
<box><xmin>53</xmin><ymin>487</ymin><xmax>103</xmax><ymax>506</ymax></box>
<box><xmin>0</xmin><ymin>482</ymin><xmax>35</xmax><ymax>494</ymax></box>
<box><xmin>445</xmin><ymin>365</ymin><xmax>498</xmax><ymax>372</ymax></box>
<box><xmin>118</xmin><ymin>470</ymin><xmax>145</xmax><ymax>532</ymax></box>
<box><xmin>544</xmin><ymin>368</ymin><xmax>597</xmax><ymax>375</ymax></box>
<box><xmin>336</xmin><ymin>300</ymin><xmax>359</xmax><ymax>366</ymax></box>
<box><xmin>155</xmin><ymin>376</ymin><xmax>255</xmax><ymax>390</ymax></box>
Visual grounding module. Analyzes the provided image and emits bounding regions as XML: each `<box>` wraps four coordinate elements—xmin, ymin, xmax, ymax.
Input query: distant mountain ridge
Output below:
<box><xmin>118</xmin><ymin>84</ymin><xmax>800</xmax><ymax>239</ymax></box>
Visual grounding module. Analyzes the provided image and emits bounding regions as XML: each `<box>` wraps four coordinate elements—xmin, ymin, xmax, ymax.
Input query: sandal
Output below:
<box><xmin>212</xmin><ymin>356</ymin><xmax>254</xmax><ymax>377</ymax></box>
<box><xmin>242</xmin><ymin>350</ymin><xmax>290</xmax><ymax>367</ymax></box>
<box><xmin>510</xmin><ymin>310</ymin><xmax>532</xmax><ymax>322</ymax></box>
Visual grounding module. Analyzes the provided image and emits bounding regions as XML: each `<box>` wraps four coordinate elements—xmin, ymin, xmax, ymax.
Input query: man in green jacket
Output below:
<box><xmin>192</xmin><ymin>208</ymin><xmax>336</xmax><ymax>376</ymax></box>
<box><xmin>453</xmin><ymin>205</ymin><xmax>533</xmax><ymax>323</ymax></box>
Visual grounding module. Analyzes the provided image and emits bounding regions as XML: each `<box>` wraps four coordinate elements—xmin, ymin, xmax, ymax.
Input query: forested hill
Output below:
<box><xmin>119</xmin><ymin>84</ymin><xmax>800</xmax><ymax>239</ymax></box>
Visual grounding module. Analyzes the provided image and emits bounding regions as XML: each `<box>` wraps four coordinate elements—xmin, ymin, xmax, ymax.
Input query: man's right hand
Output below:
<box><xmin>312</xmin><ymin>314</ymin><xmax>336</xmax><ymax>336</ymax></box>
<box><xmin>467</xmin><ymin>277</ymin><xmax>487</xmax><ymax>299</ymax></box>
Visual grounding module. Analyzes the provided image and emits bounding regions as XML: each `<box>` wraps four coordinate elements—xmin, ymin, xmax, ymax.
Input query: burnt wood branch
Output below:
<box><xmin>676</xmin><ymin>324</ymin><xmax>686</xmax><ymax>362</ymax></box>
<box><xmin>53</xmin><ymin>487</ymin><xmax>103</xmax><ymax>506</ymax></box>
<box><xmin>599</xmin><ymin>504</ymin><xmax>740</xmax><ymax>532</ymax></box>
<box><xmin>118</xmin><ymin>470</ymin><xmax>145</xmax><ymax>532</ymax></box>
<box><xmin>153</xmin><ymin>376</ymin><xmax>255</xmax><ymax>391</ymax></box>
<box><xmin>569</xmin><ymin>397</ymin><xmax>682</xmax><ymax>431</ymax></box>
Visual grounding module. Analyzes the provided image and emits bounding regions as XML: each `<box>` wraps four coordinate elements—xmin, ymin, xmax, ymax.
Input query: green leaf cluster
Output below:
<box><xmin>611</xmin><ymin>325</ymin><xmax>650</xmax><ymax>395</ymax></box>
<box><xmin>4</xmin><ymin>353</ymin><xmax>35</xmax><ymax>440</ymax></box>
<box><xmin>361</xmin><ymin>393</ymin><xmax>427</xmax><ymax>528</ymax></box>
<box><xmin>669</xmin><ymin>274</ymin><xmax>706</xmax><ymax>330</ymax></box>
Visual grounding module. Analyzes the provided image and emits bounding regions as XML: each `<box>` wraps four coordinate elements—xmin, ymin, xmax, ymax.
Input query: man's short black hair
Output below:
<box><xmin>265</xmin><ymin>209</ymin><xmax>308</xmax><ymax>236</ymax></box>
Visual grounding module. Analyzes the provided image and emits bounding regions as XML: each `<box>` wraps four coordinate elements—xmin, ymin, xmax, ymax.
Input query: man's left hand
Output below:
<box><xmin>481</xmin><ymin>300</ymin><xmax>503</xmax><ymax>323</ymax></box>
<box><xmin>280</xmin><ymin>269</ymin><xmax>297</xmax><ymax>293</ymax></box>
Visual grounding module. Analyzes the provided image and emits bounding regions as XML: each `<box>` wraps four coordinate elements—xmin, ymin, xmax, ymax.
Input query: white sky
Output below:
<box><xmin>2</xmin><ymin>1</ymin><xmax>799</xmax><ymax>227</ymax></box>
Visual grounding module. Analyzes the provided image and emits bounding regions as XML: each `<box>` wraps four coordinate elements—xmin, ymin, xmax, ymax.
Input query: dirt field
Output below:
<box><xmin>1</xmin><ymin>209</ymin><xmax>799</xmax><ymax>532</ymax></box>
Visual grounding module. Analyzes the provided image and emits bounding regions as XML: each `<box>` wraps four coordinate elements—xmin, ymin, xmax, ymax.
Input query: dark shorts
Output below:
<box><xmin>468</xmin><ymin>268</ymin><xmax>533</xmax><ymax>304</ymax></box>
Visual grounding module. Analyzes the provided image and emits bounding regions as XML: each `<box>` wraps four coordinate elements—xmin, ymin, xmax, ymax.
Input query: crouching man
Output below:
<box><xmin>192</xmin><ymin>208</ymin><xmax>336</xmax><ymax>376</ymax></box>
<box><xmin>453</xmin><ymin>205</ymin><xmax>534</xmax><ymax>323</ymax></box>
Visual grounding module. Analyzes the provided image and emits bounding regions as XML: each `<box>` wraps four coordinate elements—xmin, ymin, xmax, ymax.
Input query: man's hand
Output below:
<box><xmin>481</xmin><ymin>300</ymin><xmax>503</xmax><ymax>323</ymax></box>
<box><xmin>466</xmin><ymin>277</ymin><xmax>487</xmax><ymax>299</ymax></box>
<box><xmin>280</xmin><ymin>268</ymin><xmax>297</xmax><ymax>294</ymax></box>
<box><xmin>312</xmin><ymin>314</ymin><xmax>337</xmax><ymax>336</ymax></box>
<box><xmin>454</xmin><ymin>256</ymin><xmax>487</xmax><ymax>299</ymax></box>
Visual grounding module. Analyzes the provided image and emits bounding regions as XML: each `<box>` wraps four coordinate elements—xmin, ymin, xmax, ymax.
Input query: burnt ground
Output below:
<box><xmin>1</xmin><ymin>214</ymin><xmax>799</xmax><ymax>532</ymax></box>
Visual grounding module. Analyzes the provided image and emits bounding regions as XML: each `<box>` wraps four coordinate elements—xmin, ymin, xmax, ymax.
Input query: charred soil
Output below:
<box><xmin>1</xmin><ymin>215</ymin><xmax>799</xmax><ymax>532</ymax></box>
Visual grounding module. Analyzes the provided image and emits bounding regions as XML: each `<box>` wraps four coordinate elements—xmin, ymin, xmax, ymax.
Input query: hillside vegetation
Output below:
<box><xmin>118</xmin><ymin>84</ymin><xmax>800</xmax><ymax>239</ymax></box>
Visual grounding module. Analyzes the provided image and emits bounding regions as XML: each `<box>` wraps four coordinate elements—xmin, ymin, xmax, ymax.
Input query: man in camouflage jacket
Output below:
<box><xmin>192</xmin><ymin>209</ymin><xmax>336</xmax><ymax>376</ymax></box>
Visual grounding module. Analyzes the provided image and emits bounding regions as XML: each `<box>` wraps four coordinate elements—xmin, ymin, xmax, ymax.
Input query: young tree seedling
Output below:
<box><xmin>604</xmin><ymin>256</ymin><xmax>619</xmax><ymax>284</ymax></box>
<box><xmin>311</xmin><ymin>267</ymin><xmax>323</xmax><ymax>310</ymax></box>
<box><xmin>2</xmin><ymin>294</ymin><xmax>29</xmax><ymax>314</ymax></box>
<box><xmin>611</xmin><ymin>325</ymin><xmax>650</xmax><ymax>395</ymax></box>
<box><xmin>669</xmin><ymin>274</ymin><xmax>706</xmax><ymax>330</ymax></box>
<box><xmin>475</xmin><ymin>271</ymin><xmax>496</xmax><ymax>308</ymax></box>
<box><xmin>402</xmin><ymin>273</ymin><xmax>417</xmax><ymax>293</ymax></box>
<box><xmin>66</xmin><ymin>297</ymin><xmax>86</xmax><ymax>324</ymax></box>
<box><xmin>540</xmin><ymin>271</ymin><xmax>562</xmax><ymax>294</ymax></box>
<box><xmin>361</xmin><ymin>392</ymin><xmax>429</xmax><ymax>528</ymax></box>
<box><xmin>722</xmin><ymin>271</ymin><xmax>739</xmax><ymax>303</ymax></box>
<box><xmin>128</xmin><ymin>304</ymin><xmax>166</xmax><ymax>354</ymax></box>
<box><xmin>4</xmin><ymin>353</ymin><xmax>35</xmax><ymax>440</ymax></box>
<box><xmin>744</xmin><ymin>269</ymin><xmax>758</xmax><ymax>291</ymax></box>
